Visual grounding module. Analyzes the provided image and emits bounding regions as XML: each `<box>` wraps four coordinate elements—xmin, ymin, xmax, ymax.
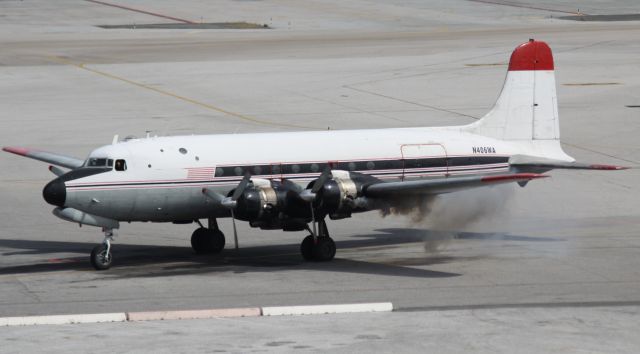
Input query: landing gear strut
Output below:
<box><xmin>90</xmin><ymin>229</ymin><xmax>114</xmax><ymax>270</ymax></box>
<box><xmin>191</xmin><ymin>218</ymin><xmax>225</xmax><ymax>254</ymax></box>
<box><xmin>301</xmin><ymin>219</ymin><xmax>336</xmax><ymax>261</ymax></box>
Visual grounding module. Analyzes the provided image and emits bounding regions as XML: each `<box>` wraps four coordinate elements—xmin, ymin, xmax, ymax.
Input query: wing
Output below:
<box><xmin>362</xmin><ymin>173</ymin><xmax>546</xmax><ymax>197</ymax></box>
<box><xmin>3</xmin><ymin>146</ymin><xmax>84</xmax><ymax>169</ymax></box>
<box><xmin>509</xmin><ymin>155</ymin><xmax>628</xmax><ymax>173</ymax></box>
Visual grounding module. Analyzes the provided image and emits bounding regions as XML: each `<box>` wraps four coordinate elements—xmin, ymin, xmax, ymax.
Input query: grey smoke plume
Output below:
<box><xmin>377</xmin><ymin>185</ymin><xmax>516</xmax><ymax>252</ymax></box>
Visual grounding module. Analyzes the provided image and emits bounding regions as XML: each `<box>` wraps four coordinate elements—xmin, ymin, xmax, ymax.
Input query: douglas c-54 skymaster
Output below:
<box><xmin>4</xmin><ymin>40</ymin><xmax>627</xmax><ymax>270</ymax></box>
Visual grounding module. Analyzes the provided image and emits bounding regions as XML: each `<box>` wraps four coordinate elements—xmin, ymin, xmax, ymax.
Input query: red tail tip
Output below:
<box><xmin>508</xmin><ymin>39</ymin><xmax>554</xmax><ymax>71</ymax></box>
<box><xmin>589</xmin><ymin>164</ymin><xmax>629</xmax><ymax>170</ymax></box>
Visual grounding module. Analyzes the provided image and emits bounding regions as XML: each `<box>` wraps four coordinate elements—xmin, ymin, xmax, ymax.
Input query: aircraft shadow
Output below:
<box><xmin>0</xmin><ymin>228</ymin><xmax>562</xmax><ymax>279</ymax></box>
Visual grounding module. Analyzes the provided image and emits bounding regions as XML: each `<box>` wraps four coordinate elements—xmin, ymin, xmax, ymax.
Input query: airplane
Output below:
<box><xmin>3</xmin><ymin>39</ymin><xmax>627</xmax><ymax>270</ymax></box>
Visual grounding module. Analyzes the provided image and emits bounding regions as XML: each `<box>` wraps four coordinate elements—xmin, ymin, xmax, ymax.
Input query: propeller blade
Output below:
<box><xmin>311</xmin><ymin>166</ymin><xmax>332</xmax><ymax>194</ymax></box>
<box><xmin>232</xmin><ymin>173</ymin><xmax>252</xmax><ymax>201</ymax></box>
<box><xmin>49</xmin><ymin>165</ymin><xmax>65</xmax><ymax>177</ymax></box>
<box><xmin>230</xmin><ymin>209</ymin><xmax>239</xmax><ymax>250</ymax></box>
<box><xmin>201</xmin><ymin>188</ymin><xmax>225</xmax><ymax>203</ymax></box>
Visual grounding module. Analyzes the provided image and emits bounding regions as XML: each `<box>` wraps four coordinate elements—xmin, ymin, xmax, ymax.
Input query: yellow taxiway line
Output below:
<box><xmin>47</xmin><ymin>55</ymin><xmax>313</xmax><ymax>130</ymax></box>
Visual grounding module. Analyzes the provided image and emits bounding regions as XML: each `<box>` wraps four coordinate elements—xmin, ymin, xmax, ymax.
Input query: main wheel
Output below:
<box><xmin>191</xmin><ymin>228</ymin><xmax>225</xmax><ymax>254</ymax></box>
<box><xmin>300</xmin><ymin>235</ymin><xmax>315</xmax><ymax>261</ymax></box>
<box><xmin>90</xmin><ymin>244</ymin><xmax>112</xmax><ymax>270</ymax></box>
<box><xmin>209</xmin><ymin>229</ymin><xmax>225</xmax><ymax>253</ymax></box>
<box><xmin>313</xmin><ymin>237</ymin><xmax>336</xmax><ymax>261</ymax></box>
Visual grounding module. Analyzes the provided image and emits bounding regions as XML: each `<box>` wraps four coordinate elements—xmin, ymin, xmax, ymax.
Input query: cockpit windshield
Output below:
<box><xmin>86</xmin><ymin>158</ymin><xmax>114</xmax><ymax>168</ymax></box>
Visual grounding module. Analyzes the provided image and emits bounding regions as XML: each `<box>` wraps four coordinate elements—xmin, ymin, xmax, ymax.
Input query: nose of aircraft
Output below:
<box><xmin>43</xmin><ymin>178</ymin><xmax>66</xmax><ymax>207</ymax></box>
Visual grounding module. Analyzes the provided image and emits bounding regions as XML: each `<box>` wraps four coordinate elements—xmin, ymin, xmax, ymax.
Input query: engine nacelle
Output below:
<box><xmin>232</xmin><ymin>179</ymin><xmax>279</xmax><ymax>222</ymax></box>
<box><xmin>312</xmin><ymin>171</ymin><xmax>376</xmax><ymax>219</ymax></box>
<box><xmin>232</xmin><ymin>179</ymin><xmax>308</xmax><ymax>229</ymax></box>
<box><xmin>231</xmin><ymin>172</ymin><xmax>377</xmax><ymax>228</ymax></box>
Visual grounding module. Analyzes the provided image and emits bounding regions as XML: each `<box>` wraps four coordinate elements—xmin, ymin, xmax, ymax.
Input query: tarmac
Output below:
<box><xmin>0</xmin><ymin>0</ymin><xmax>639</xmax><ymax>352</ymax></box>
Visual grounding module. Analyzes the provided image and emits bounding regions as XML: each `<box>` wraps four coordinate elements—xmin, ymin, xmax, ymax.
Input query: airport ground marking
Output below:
<box><xmin>47</xmin><ymin>55</ymin><xmax>314</xmax><ymax>130</ymax></box>
<box><xmin>464</xmin><ymin>0</ymin><xmax>585</xmax><ymax>15</ymax></box>
<box><xmin>84</xmin><ymin>0</ymin><xmax>196</xmax><ymax>24</ymax></box>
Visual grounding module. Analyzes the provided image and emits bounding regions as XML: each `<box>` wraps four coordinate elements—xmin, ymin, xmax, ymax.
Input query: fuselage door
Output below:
<box><xmin>401</xmin><ymin>144</ymin><xmax>448</xmax><ymax>181</ymax></box>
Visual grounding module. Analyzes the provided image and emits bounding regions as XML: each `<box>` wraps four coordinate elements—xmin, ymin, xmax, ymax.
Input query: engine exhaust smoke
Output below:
<box><xmin>376</xmin><ymin>185</ymin><xmax>516</xmax><ymax>252</ymax></box>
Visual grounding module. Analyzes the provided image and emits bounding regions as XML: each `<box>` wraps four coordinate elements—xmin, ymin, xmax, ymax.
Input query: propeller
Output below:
<box><xmin>299</xmin><ymin>166</ymin><xmax>332</xmax><ymax>237</ymax></box>
<box><xmin>220</xmin><ymin>173</ymin><xmax>252</xmax><ymax>250</ymax></box>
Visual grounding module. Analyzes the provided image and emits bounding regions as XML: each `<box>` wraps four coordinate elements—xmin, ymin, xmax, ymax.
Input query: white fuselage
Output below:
<box><xmin>61</xmin><ymin>125</ymin><xmax>543</xmax><ymax>222</ymax></box>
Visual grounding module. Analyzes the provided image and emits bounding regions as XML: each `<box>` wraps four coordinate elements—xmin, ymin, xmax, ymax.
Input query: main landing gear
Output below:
<box><xmin>90</xmin><ymin>229</ymin><xmax>114</xmax><ymax>270</ymax></box>
<box><xmin>301</xmin><ymin>219</ymin><xmax>336</xmax><ymax>262</ymax></box>
<box><xmin>191</xmin><ymin>218</ymin><xmax>226</xmax><ymax>255</ymax></box>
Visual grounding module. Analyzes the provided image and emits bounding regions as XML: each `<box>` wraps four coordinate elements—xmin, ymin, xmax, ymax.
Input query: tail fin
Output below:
<box><xmin>464</xmin><ymin>39</ymin><xmax>575</xmax><ymax>161</ymax></box>
<box><xmin>465</xmin><ymin>40</ymin><xmax>630</xmax><ymax>171</ymax></box>
<box><xmin>466</xmin><ymin>39</ymin><xmax>560</xmax><ymax>141</ymax></box>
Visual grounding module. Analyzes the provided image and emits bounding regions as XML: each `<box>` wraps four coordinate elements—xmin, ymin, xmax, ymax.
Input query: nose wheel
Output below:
<box><xmin>90</xmin><ymin>231</ymin><xmax>114</xmax><ymax>270</ymax></box>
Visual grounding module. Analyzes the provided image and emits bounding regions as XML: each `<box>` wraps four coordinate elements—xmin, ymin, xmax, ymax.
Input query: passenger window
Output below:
<box><xmin>115</xmin><ymin>159</ymin><xmax>127</xmax><ymax>171</ymax></box>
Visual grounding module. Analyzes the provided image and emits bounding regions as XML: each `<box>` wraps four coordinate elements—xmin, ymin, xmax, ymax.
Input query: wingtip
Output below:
<box><xmin>2</xmin><ymin>146</ymin><xmax>30</xmax><ymax>156</ymax></box>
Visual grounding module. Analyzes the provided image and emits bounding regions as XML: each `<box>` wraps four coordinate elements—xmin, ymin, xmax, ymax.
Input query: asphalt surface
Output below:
<box><xmin>1</xmin><ymin>0</ymin><xmax>639</xmax><ymax>352</ymax></box>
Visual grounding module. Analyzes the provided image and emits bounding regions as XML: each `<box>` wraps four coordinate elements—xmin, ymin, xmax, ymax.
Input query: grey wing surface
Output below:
<box><xmin>3</xmin><ymin>146</ymin><xmax>84</xmax><ymax>169</ymax></box>
<box><xmin>362</xmin><ymin>173</ymin><xmax>547</xmax><ymax>198</ymax></box>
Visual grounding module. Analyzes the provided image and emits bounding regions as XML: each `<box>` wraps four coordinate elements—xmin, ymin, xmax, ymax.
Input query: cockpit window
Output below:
<box><xmin>115</xmin><ymin>159</ymin><xmax>127</xmax><ymax>171</ymax></box>
<box><xmin>86</xmin><ymin>158</ymin><xmax>112</xmax><ymax>167</ymax></box>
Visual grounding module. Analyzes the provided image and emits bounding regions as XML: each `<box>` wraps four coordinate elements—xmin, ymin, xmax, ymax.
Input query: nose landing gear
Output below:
<box><xmin>90</xmin><ymin>229</ymin><xmax>114</xmax><ymax>270</ymax></box>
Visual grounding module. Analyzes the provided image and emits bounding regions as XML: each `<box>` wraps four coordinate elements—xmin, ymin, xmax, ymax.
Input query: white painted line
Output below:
<box><xmin>127</xmin><ymin>307</ymin><xmax>262</xmax><ymax>322</ymax></box>
<box><xmin>262</xmin><ymin>302</ymin><xmax>393</xmax><ymax>316</ymax></box>
<box><xmin>0</xmin><ymin>313</ymin><xmax>127</xmax><ymax>326</ymax></box>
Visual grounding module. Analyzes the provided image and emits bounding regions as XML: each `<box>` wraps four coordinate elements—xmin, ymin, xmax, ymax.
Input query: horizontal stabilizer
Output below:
<box><xmin>3</xmin><ymin>146</ymin><xmax>84</xmax><ymax>169</ymax></box>
<box><xmin>363</xmin><ymin>173</ymin><xmax>547</xmax><ymax>197</ymax></box>
<box><xmin>510</xmin><ymin>155</ymin><xmax>628</xmax><ymax>172</ymax></box>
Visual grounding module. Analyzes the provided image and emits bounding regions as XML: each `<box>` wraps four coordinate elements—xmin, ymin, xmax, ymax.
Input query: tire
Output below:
<box><xmin>191</xmin><ymin>228</ymin><xmax>225</xmax><ymax>254</ymax></box>
<box><xmin>300</xmin><ymin>235</ymin><xmax>315</xmax><ymax>261</ymax></box>
<box><xmin>313</xmin><ymin>237</ymin><xmax>336</xmax><ymax>261</ymax></box>
<box><xmin>210</xmin><ymin>229</ymin><xmax>226</xmax><ymax>253</ymax></box>
<box><xmin>191</xmin><ymin>228</ymin><xmax>209</xmax><ymax>254</ymax></box>
<box><xmin>90</xmin><ymin>244</ymin><xmax>112</xmax><ymax>270</ymax></box>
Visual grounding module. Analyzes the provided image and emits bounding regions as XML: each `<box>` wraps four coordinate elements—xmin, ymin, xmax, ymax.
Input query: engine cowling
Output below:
<box><xmin>231</xmin><ymin>179</ymin><xmax>307</xmax><ymax>230</ymax></box>
<box><xmin>230</xmin><ymin>171</ymin><xmax>377</xmax><ymax>229</ymax></box>
<box><xmin>310</xmin><ymin>171</ymin><xmax>376</xmax><ymax>220</ymax></box>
